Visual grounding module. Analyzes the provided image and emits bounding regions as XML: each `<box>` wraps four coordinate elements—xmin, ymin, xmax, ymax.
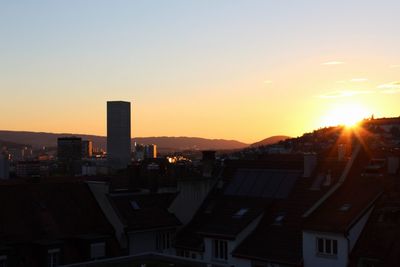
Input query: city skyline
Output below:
<box><xmin>1</xmin><ymin>1</ymin><xmax>400</xmax><ymax>143</ymax></box>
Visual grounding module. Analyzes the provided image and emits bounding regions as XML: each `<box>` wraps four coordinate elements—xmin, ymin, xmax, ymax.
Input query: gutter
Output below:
<box><xmin>232</xmin><ymin>253</ymin><xmax>301</xmax><ymax>266</ymax></box>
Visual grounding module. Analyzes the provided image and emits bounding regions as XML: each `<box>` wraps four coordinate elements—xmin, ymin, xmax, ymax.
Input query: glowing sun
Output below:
<box><xmin>321</xmin><ymin>103</ymin><xmax>369</xmax><ymax>127</ymax></box>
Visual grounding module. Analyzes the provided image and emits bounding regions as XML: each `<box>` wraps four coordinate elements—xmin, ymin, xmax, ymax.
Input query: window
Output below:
<box><xmin>156</xmin><ymin>231</ymin><xmax>174</xmax><ymax>251</ymax></box>
<box><xmin>130</xmin><ymin>200</ymin><xmax>140</xmax><ymax>210</ymax></box>
<box><xmin>233</xmin><ymin>208</ymin><xmax>248</xmax><ymax>218</ymax></box>
<box><xmin>47</xmin><ymin>249</ymin><xmax>60</xmax><ymax>267</ymax></box>
<box><xmin>316</xmin><ymin>237</ymin><xmax>338</xmax><ymax>256</ymax></box>
<box><xmin>212</xmin><ymin>239</ymin><xmax>228</xmax><ymax>261</ymax></box>
<box><xmin>90</xmin><ymin>242</ymin><xmax>106</xmax><ymax>260</ymax></box>
<box><xmin>273</xmin><ymin>212</ymin><xmax>286</xmax><ymax>225</ymax></box>
<box><xmin>176</xmin><ymin>249</ymin><xmax>184</xmax><ymax>257</ymax></box>
<box><xmin>0</xmin><ymin>255</ymin><xmax>7</xmax><ymax>267</ymax></box>
<box><xmin>339</xmin><ymin>203</ymin><xmax>352</xmax><ymax>212</ymax></box>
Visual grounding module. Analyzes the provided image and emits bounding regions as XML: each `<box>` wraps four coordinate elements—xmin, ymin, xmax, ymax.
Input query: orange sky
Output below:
<box><xmin>1</xmin><ymin>1</ymin><xmax>399</xmax><ymax>143</ymax></box>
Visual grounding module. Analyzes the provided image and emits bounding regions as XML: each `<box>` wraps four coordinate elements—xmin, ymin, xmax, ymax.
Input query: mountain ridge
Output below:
<box><xmin>0</xmin><ymin>130</ymin><xmax>249</xmax><ymax>151</ymax></box>
<box><xmin>250</xmin><ymin>135</ymin><xmax>290</xmax><ymax>147</ymax></box>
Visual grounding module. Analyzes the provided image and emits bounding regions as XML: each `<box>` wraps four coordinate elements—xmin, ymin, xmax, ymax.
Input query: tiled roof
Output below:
<box><xmin>350</xmin><ymin>170</ymin><xmax>400</xmax><ymax>266</ymax></box>
<box><xmin>196</xmin><ymin>195</ymin><xmax>271</xmax><ymax>239</ymax></box>
<box><xmin>108</xmin><ymin>192</ymin><xmax>181</xmax><ymax>232</ymax></box>
<box><xmin>176</xmin><ymin>158</ymin><xmax>302</xmax><ymax>251</ymax></box>
<box><xmin>232</xmin><ymin>159</ymin><xmax>344</xmax><ymax>264</ymax></box>
<box><xmin>303</xmin><ymin>148</ymin><xmax>384</xmax><ymax>233</ymax></box>
<box><xmin>0</xmin><ymin>179</ymin><xmax>114</xmax><ymax>244</ymax></box>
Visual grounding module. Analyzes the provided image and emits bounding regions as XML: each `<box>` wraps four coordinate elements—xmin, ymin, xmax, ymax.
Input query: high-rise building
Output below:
<box><xmin>82</xmin><ymin>140</ymin><xmax>93</xmax><ymax>158</ymax></box>
<box><xmin>107</xmin><ymin>101</ymin><xmax>131</xmax><ymax>169</ymax></box>
<box><xmin>16</xmin><ymin>160</ymin><xmax>41</xmax><ymax>178</ymax></box>
<box><xmin>0</xmin><ymin>153</ymin><xmax>10</xmax><ymax>179</ymax></box>
<box><xmin>133</xmin><ymin>143</ymin><xmax>157</xmax><ymax>161</ymax></box>
<box><xmin>57</xmin><ymin>137</ymin><xmax>82</xmax><ymax>176</ymax></box>
<box><xmin>144</xmin><ymin>144</ymin><xmax>157</xmax><ymax>159</ymax></box>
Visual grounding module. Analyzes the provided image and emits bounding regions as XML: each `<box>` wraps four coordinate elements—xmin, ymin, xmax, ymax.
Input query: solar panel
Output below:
<box><xmin>224</xmin><ymin>169</ymin><xmax>246</xmax><ymax>195</ymax></box>
<box><xmin>249</xmin><ymin>171</ymin><xmax>269</xmax><ymax>197</ymax></box>
<box><xmin>261</xmin><ymin>171</ymin><xmax>282</xmax><ymax>197</ymax></box>
<box><xmin>224</xmin><ymin>169</ymin><xmax>300</xmax><ymax>199</ymax></box>
<box><xmin>274</xmin><ymin>171</ymin><xmax>301</xmax><ymax>198</ymax></box>
<box><xmin>237</xmin><ymin>170</ymin><xmax>259</xmax><ymax>196</ymax></box>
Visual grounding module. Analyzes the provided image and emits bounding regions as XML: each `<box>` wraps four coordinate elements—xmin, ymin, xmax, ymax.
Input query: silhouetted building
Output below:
<box><xmin>82</xmin><ymin>140</ymin><xmax>93</xmax><ymax>158</ymax></box>
<box><xmin>134</xmin><ymin>143</ymin><xmax>144</xmax><ymax>161</ymax></box>
<box><xmin>0</xmin><ymin>180</ymin><xmax>117</xmax><ymax>266</ymax></box>
<box><xmin>57</xmin><ymin>137</ymin><xmax>82</xmax><ymax>176</ymax></box>
<box><xmin>107</xmin><ymin>101</ymin><xmax>131</xmax><ymax>170</ymax></box>
<box><xmin>134</xmin><ymin>144</ymin><xmax>157</xmax><ymax>161</ymax></box>
<box><xmin>144</xmin><ymin>144</ymin><xmax>157</xmax><ymax>159</ymax></box>
<box><xmin>201</xmin><ymin>150</ymin><xmax>216</xmax><ymax>177</ymax></box>
<box><xmin>16</xmin><ymin>160</ymin><xmax>40</xmax><ymax>178</ymax></box>
<box><xmin>0</xmin><ymin>153</ymin><xmax>10</xmax><ymax>179</ymax></box>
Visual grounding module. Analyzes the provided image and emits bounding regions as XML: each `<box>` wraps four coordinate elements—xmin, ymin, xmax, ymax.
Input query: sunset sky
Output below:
<box><xmin>1</xmin><ymin>0</ymin><xmax>399</xmax><ymax>143</ymax></box>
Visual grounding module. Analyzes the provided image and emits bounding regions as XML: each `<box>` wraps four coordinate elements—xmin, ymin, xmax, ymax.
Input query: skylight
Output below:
<box><xmin>233</xmin><ymin>208</ymin><xmax>248</xmax><ymax>218</ymax></box>
<box><xmin>273</xmin><ymin>212</ymin><xmax>286</xmax><ymax>225</ymax></box>
<box><xmin>130</xmin><ymin>200</ymin><xmax>140</xmax><ymax>210</ymax></box>
<box><xmin>339</xmin><ymin>203</ymin><xmax>351</xmax><ymax>212</ymax></box>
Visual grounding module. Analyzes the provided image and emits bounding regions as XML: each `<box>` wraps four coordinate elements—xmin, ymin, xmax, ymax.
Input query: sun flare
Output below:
<box><xmin>320</xmin><ymin>103</ymin><xmax>370</xmax><ymax>128</ymax></box>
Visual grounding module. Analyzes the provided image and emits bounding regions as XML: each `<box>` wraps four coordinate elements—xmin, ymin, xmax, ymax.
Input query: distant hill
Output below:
<box><xmin>251</xmin><ymin>135</ymin><xmax>290</xmax><ymax>147</ymax></box>
<box><xmin>0</xmin><ymin>139</ymin><xmax>31</xmax><ymax>149</ymax></box>
<box><xmin>0</xmin><ymin>131</ymin><xmax>248</xmax><ymax>151</ymax></box>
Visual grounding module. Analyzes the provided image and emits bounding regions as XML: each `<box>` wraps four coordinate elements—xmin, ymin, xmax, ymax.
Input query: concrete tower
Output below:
<box><xmin>107</xmin><ymin>101</ymin><xmax>131</xmax><ymax>169</ymax></box>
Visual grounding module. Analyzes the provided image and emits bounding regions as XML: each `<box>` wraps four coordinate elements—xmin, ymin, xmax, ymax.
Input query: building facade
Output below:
<box><xmin>57</xmin><ymin>137</ymin><xmax>82</xmax><ymax>176</ymax></box>
<box><xmin>107</xmin><ymin>101</ymin><xmax>131</xmax><ymax>170</ymax></box>
<box><xmin>82</xmin><ymin>140</ymin><xmax>93</xmax><ymax>158</ymax></box>
<box><xmin>0</xmin><ymin>153</ymin><xmax>10</xmax><ymax>179</ymax></box>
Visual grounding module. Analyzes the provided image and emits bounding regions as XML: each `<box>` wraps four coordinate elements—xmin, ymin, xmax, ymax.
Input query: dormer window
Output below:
<box><xmin>156</xmin><ymin>231</ymin><xmax>175</xmax><ymax>251</ymax></box>
<box><xmin>316</xmin><ymin>237</ymin><xmax>338</xmax><ymax>257</ymax></box>
<box><xmin>212</xmin><ymin>239</ymin><xmax>228</xmax><ymax>261</ymax></box>
<box><xmin>47</xmin><ymin>249</ymin><xmax>60</xmax><ymax>267</ymax></box>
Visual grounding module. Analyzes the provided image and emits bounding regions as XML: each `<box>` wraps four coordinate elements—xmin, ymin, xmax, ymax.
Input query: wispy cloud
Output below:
<box><xmin>381</xmin><ymin>89</ymin><xmax>400</xmax><ymax>94</ymax></box>
<box><xmin>322</xmin><ymin>61</ymin><xmax>345</xmax><ymax>66</ymax></box>
<box><xmin>377</xmin><ymin>81</ymin><xmax>400</xmax><ymax>94</ymax></box>
<box><xmin>377</xmin><ymin>81</ymin><xmax>400</xmax><ymax>89</ymax></box>
<box><xmin>350</xmin><ymin>78</ymin><xmax>368</xmax><ymax>82</ymax></box>
<box><xmin>389</xmin><ymin>64</ymin><xmax>400</xmax><ymax>68</ymax></box>
<box><xmin>263</xmin><ymin>80</ymin><xmax>273</xmax><ymax>84</ymax></box>
<box><xmin>318</xmin><ymin>90</ymin><xmax>374</xmax><ymax>99</ymax></box>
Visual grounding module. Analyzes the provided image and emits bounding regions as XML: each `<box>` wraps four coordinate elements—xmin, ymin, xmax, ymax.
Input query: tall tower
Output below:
<box><xmin>107</xmin><ymin>101</ymin><xmax>131</xmax><ymax>169</ymax></box>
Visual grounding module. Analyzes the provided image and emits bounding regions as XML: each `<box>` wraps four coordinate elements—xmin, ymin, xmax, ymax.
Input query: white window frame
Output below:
<box><xmin>316</xmin><ymin>237</ymin><xmax>338</xmax><ymax>257</ymax></box>
<box><xmin>212</xmin><ymin>239</ymin><xmax>228</xmax><ymax>261</ymax></box>
<box><xmin>90</xmin><ymin>242</ymin><xmax>106</xmax><ymax>260</ymax></box>
<box><xmin>156</xmin><ymin>231</ymin><xmax>175</xmax><ymax>251</ymax></box>
<box><xmin>47</xmin><ymin>249</ymin><xmax>60</xmax><ymax>267</ymax></box>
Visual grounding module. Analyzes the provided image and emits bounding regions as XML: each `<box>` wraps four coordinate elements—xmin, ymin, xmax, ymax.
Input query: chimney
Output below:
<box><xmin>303</xmin><ymin>153</ymin><xmax>317</xmax><ymax>178</ymax></box>
<box><xmin>338</xmin><ymin>144</ymin><xmax>346</xmax><ymax>161</ymax></box>
<box><xmin>388</xmin><ymin>156</ymin><xmax>399</xmax><ymax>175</ymax></box>
<box><xmin>202</xmin><ymin>150</ymin><xmax>216</xmax><ymax>178</ymax></box>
